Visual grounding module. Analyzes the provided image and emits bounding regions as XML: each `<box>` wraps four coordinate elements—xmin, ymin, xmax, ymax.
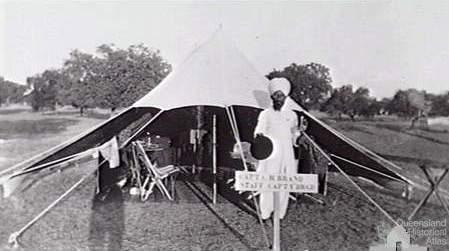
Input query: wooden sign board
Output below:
<box><xmin>234</xmin><ymin>171</ymin><xmax>318</xmax><ymax>193</ymax></box>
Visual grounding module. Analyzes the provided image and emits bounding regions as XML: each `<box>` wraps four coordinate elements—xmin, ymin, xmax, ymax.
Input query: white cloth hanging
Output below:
<box><xmin>98</xmin><ymin>136</ymin><xmax>120</xmax><ymax>168</ymax></box>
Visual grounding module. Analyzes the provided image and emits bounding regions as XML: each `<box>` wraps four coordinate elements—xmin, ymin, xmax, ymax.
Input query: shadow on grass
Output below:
<box><xmin>88</xmin><ymin>185</ymin><xmax>124</xmax><ymax>251</ymax></box>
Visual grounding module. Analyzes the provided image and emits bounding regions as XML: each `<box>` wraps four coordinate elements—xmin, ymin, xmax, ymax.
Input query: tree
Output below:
<box><xmin>267</xmin><ymin>62</ymin><xmax>332</xmax><ymax>109</ymax></box>
<box><xmin>26</xmin><ymin>71</ymin><xmax>59</xmax><ymax>111</ymax></box>
<box><xmin>350</xmin><ymin>87</ymin><xmax>374</xmax><ymax>119</ymax></box>
<box><xmin>57</xmin><ymin>44</ymin><xmax>171</xmax><ymax>114</ymax></box>
<box><xmin>26</xmin><ymin>74</ymin><xmax>51</xmax><ymax>112</ymax></box>
<box><xmin>321</xmin><ymin>85</ymin><xmax>354</xmax><ymax>119</ymax></box>
<box><xmin>41</xmin><ymin>70</ymin><xmax>64</xmax><ymax>110</ymax></box>
<box><xmin>0</xmin><ymin>77</ymin><xmax>26</xmax><ymax>106</ymax></box>
<box><xmin>386</xmin><ymin>90</ymin><xmax>411</xmax><ymax>117</ymax></box>
<box><xmin>94</xmin><ymin>44</ymin><xmax>171</xmax><ymax>110</ymax></box>
<box><xmin>363</xmin><ymin>99</ymin><xmax>383</xmax><ymax>118</ymax></box>
<box><xmin>120</xmin><ymin>44</ymin><xmax>171</xmax><ymax>107</ymax></box>
<box><xmin>429</xmin><ymin>92</ymin><xmax>449</xmax><ymax>116</ymax></box>
<box><xmin>321</xmin><ymin>85</ymin><xmax>378</xmax><ymax>120</ymax></box>
<box><xmin>386</xmin><ymin>89</ymin><xmax>428</xmax><ymax>118</ymax></box>
<box><xmin>386</xmin><ymin>89</ymin><xmax>432</xmax><ymax>128</ymax></box>
<box><xmin>378</xmin><ymin>98</ymin><xmax>392</xmax><ymax>115</ymax></box>
<box><xmin>61</xmin><ymin>50</ymin><xmax>101</xmax><ymax>115</ymax></box>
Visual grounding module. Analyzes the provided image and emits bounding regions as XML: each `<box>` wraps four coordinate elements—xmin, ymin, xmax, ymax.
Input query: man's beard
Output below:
<box><xmin>273</xmin><ymin>101</ymin><xmax>284</xmax><ymax>110</ymax></box>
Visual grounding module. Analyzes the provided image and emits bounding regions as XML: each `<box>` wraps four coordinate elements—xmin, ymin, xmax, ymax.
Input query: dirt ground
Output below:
<box><xmin>1</xmin><ymin>165</ymin><xmax>447</xmax><ymax>251</ymax></box>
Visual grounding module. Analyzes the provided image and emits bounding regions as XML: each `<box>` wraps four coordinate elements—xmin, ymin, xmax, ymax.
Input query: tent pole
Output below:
<box><xmin>212</xmin><ymin>115</ymin><xmax>217</xmax><ymax>204</ymax></box>
<box><xmin>324</xmin><ymin>163</ymin><xmax>329</xmax><ymax>196</ymax></box>
<box><xmin>224</xmin><ymin>106</ymin><xmax>238</xmax><ymax>141</ymax></box>
<box><xmin>225</xmin><ymin>106</ymin><xmax>247</xmax><ymax>170</ymax></box>
<box><xmin>192</xmin><ymin>134</ymin><xmax>197</xmax><ymax>175</ymax></box>
<box><xmin>229</xmin><ymin>105</ymin><xmax>241</xmax><ymax>140</ymax></box>
<box><xmin>121</xmin><ymin>110</ymin><xmax>164</xmax><ymax>148</ymax></box>
<box><xmin>302</xmin><ymin>132</ymin><xmax>400</xmax><ymax>227</ymax></box>
<box><xmin>225</xmin><ymin>106</ymin><xmax>271</xmax><ymax>248</ymax></box>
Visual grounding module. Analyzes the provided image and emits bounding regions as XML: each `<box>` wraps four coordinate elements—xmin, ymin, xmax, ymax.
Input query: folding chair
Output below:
<box><xmin>133</xmin><ymin>141</ymin><xmax>179</xmax><ymax>201</ymax></box>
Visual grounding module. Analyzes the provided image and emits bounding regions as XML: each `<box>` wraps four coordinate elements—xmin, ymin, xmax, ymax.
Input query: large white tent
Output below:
<box><xmin>2</xmin><ymin>29</ymin><xmax>410</xmax><ymax>193</ymax></box>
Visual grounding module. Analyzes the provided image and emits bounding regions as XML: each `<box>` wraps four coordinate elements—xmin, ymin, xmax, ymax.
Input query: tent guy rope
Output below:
<box><xmin>330</xmin><ymin>154</ymin><xmax>405</xmax><ymax>183</ymax></box>
<box><xmin>7</xmin><ymin>162</ymin><xmax>101</xmax><ymax>248</ymax></box>
<box><xmin>302</xmin><ymin>133</ymin><xmax>400</xmax><ymax>227</ymax></box>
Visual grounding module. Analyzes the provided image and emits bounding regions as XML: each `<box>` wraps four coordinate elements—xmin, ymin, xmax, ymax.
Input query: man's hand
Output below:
<box><xmin>254</xmin><ymin>132</ymin><xmax>263</xmax><ymax>138</ymax></box>
<box><xmin>293</xmin><ymin>128</ymin><xmax>301</xmax><ymax>147</ymax></box>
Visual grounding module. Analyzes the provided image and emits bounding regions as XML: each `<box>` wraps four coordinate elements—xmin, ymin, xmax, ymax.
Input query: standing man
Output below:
<box><xmin>254</xmin><ymin>77</ymin><xmax>299</xmax><ymax>220</ymax></box>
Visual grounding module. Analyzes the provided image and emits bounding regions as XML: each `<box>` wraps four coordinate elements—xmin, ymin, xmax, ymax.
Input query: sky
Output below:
<box><xmin>1</xmin><ymin>0</ymin><xmax>449</xmax><ymax>98</ymax></box>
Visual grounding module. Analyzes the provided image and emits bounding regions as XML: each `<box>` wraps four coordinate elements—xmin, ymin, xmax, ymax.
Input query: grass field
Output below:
<box><xmin>0</xmin><ymin>107</ymin><xmax>106</xmax><ymax>171</ymax></box>
<box><xmin>328</xmin><ymin>119</ymin><xmax>449</xmax><ymax>192</ymax></box>
<box><xmin>0</xmin><ymin>108</ymin><xmax>448</xmax><ymax>251</ymax></box>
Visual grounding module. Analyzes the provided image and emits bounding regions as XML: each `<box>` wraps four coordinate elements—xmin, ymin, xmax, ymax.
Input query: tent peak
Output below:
<box><xmin>132</xmin><ymin>31</ymin><xmax>271</xmax><ymax>110</ymax></box>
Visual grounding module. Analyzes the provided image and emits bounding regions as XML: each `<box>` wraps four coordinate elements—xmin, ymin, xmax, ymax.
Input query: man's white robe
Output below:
<box><xmin>254</xmin><ymin>105</ymin><xmax>298</xmax><ymax>219</ymax></box>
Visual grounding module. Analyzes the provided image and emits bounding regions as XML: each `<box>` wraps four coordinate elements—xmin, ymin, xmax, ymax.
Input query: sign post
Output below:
<box><xmin>235</xmin><ymin>171</ymin><xmax>318</xmax><ymax>251</ymax></box>
<box><xmin>273</xmin><ymin>192</ymin><xmax>281</xmax><ymax>251</ymax></box>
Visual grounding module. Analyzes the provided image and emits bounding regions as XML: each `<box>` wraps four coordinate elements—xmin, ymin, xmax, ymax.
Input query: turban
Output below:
<box><xmin>268</xmin><ymin>78</ymin><xmax>291</xmax><ymax>96</ymax></box>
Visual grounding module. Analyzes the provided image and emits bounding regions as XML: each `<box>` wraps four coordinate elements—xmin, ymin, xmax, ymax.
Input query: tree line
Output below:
<box><xmin>1</xmin><ymin>44</ymin><xmax>448</xmax><ymax>119</ymax></box>
<box><xmin>321</xmin><ymin>86</ymin><xmax>449</xmax><ymax>120</ymax></box>
<box><xmin>267</xmin><ymin>63</ymin><xmax>449</xmax><ymax>120</ymax></box>
<box><xmin>24</xmin><ymin>44</ymin><xmax>171</xmax><ymax>115</ymax></box>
